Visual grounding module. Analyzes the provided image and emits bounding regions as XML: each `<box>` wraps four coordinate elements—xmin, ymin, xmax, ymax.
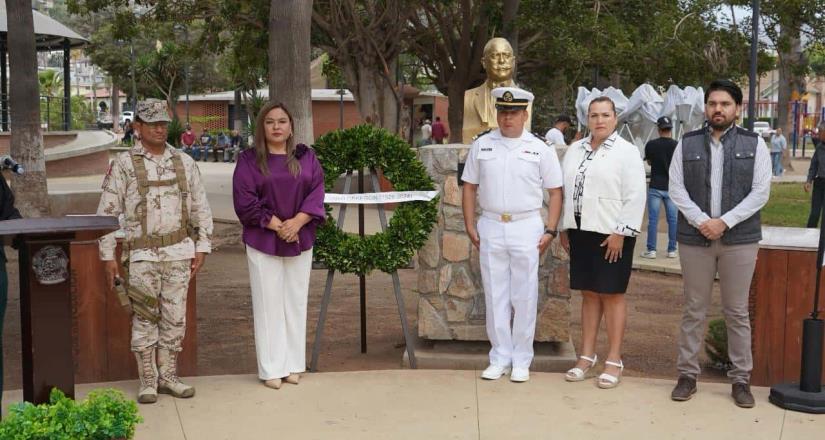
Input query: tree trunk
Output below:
<box><xmin>111</xmin><ymin>84</ymin><xmax>120</xmax><ymax>131</ymax></box>
<box><xmin>7</xmin><ymin>0</ymin><xmax>48</xmax><ymax>217</ymax></box>
<box><xmin>347</xmin><ymin>61</ymin><xmax>398</xmax><ymax>134</ymax></box>
<box><xmin>447</xmin><ymin>76</ymin><xmax>467</xmax><ymax>144</ymax></box>
<box><xmin>233</xmin><ymin>88</ymin><xmax>243</xmax><ymax>130</ymax></box>
<box><xmin>502</xmin><ymin>0</ymin><xmax>520</xmax><ymax>80</ymax></box>
<box><xmin>269</xmin><ymin>0</ymin><xmax>314</xmax><ymax>145</ymax></box>
<box><xmin>777</xmin><ymin>24</ymin><xmax>804</xmax><ymax>169</ymax></box>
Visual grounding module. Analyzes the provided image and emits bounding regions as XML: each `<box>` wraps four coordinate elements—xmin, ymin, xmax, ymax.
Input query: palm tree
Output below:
<box><xmin>38</xmin><ymin>69</ymin><xmax>63</xmax><ymax>97</ymax></box>
<box><xmin>6</xmin><ymin>0</ymin><xmax>49</xmax><ymax>216</ymax></box>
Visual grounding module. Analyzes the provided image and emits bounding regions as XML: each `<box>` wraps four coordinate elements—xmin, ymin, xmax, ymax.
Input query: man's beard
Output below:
<box><xmin>708</xmin><ymin>116</ymin><xmax>734</xmax><ymax>131</ymax></box>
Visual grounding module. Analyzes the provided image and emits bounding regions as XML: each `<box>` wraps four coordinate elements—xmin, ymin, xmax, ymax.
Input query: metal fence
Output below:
<box><xmin>0</xmin><ymin>94</ymin><xmax>80</xmax><ymax>132</ymax></box>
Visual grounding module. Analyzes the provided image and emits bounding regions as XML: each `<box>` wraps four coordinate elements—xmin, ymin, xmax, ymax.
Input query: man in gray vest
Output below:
<box><xmin>668</xmin><ymin>79</ymin><xmax>771</xmax><ymax>408</ymax></box>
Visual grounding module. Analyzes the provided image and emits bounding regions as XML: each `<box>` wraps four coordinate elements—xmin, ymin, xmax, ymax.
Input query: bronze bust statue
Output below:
<box><xmin>462</xmin><ymin>37</ymin><xmax>532</xmax><ymax>143</ymax></box>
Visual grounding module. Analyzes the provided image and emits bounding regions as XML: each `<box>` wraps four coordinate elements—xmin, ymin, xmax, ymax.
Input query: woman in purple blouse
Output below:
<box><xmin>232</xmin><ymin>102</ymin><xmax>325</xmax><ymax>390</ymax></box>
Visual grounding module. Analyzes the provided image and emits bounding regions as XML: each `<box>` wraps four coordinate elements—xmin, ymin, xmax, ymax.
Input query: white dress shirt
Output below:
<box><xmin>668</xmin><ymin>127</ymin><xmax>772</xmax><ymax>229</ymax></box>
<box><xmin>462</xmin><ymin>129</ymin><xmax>562</xmax><ymax>214</ymax></box>
<box><xmin>544</xmin><ymin>127</ymin><xmax>566</xmax><ymax>146</ymax></box>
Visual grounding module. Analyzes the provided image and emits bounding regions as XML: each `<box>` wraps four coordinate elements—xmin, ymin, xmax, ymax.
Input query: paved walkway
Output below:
<box><xmin>47</xmin><ymin>161</ymin><xmax>395</xmax><ymax>234</ymax></box>
<box><xmin>3</xmin><ymin>370</ymin><xmax>821</xmax><ymax>439</ymax></box>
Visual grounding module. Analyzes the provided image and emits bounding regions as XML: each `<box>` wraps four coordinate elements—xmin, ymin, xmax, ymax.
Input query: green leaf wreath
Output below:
<box><xmin>313</xmin><ymin>125</ymin><xmax>438</xmax><ymax>275</ymax></box>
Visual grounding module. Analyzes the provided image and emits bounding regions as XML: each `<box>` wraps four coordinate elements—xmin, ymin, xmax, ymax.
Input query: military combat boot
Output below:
<box><xmin>157</xmin><ymin>349</ymin><xmax>195</xmax><ymax>398</ymax></box>
<box><xmin>134</xmin><ymin>348</ymin><xmax>158</xmax><ymax>404</ymax></box>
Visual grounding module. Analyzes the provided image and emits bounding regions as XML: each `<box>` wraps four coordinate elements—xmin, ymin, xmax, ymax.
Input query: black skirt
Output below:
<box><xmin>568</xmin><ymin>222</ymin><xmax>636</xmax><ymax>294</ymax></box>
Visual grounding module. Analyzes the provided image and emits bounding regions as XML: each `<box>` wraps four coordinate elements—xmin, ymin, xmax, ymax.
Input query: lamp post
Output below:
<box><xmin>129</xmin><ymin>43</ymin><xmax>137</xmax><ymax>113</ymax></box>
<box><xmin>174</xmin><ymin>24</ymin><xmax>191</xmax><ymax>125</ymax></box>
<box><xmin>338</xmin><ymin>88</ymin><xmax>345</xmax><ymax>130</ymax></box>
<box><xmin>746</xmin><ymin>0</ymin><xmax>759</xmax><ymax>131</ymax></box>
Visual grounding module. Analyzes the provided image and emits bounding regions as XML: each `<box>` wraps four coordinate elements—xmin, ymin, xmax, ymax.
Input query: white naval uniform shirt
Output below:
<box><xmin>544</xmin><ymin>127</ymin><xmax>566</xmax><ymax>147</ymax></box>
<box><xmin>461</xmin><ymin>129</ymin><xmax>563</xmax><ymax>213</ymax></box>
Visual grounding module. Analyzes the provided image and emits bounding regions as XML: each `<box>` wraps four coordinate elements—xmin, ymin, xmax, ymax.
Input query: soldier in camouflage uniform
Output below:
<box><xmin>97</xmin><ymin>99</ymin><xmax>213</xmax><ymax>404</ymax></box>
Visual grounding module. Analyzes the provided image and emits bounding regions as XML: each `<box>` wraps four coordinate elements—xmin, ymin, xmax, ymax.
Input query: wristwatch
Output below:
<box><xmin>544</xmin><ymin>228</ymin><xmax>558</xmax><ymax>238</ymax></box>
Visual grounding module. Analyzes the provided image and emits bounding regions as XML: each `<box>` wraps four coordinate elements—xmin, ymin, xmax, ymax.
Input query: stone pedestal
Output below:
<box><xmin>416</xmin><ymin>144</ymin><xmax>571</xmax><ymax>343</ymax></box>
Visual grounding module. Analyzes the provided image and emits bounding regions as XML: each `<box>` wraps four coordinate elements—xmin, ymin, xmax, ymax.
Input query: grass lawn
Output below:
<box><xmin>762</xmin><ymin>182</ymin><xmax>811</xmax><ymax>227</ymax></box>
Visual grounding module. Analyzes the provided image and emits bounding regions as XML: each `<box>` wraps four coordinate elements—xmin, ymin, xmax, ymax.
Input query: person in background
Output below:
<box><xmin>804</xmin><ymin>122</ymin><xmax>825</xmax><ymax>227</ymax></box>
<box><xmin>233</xmin><ymin>102</ymin><xmax>325</xmax><ymax>390</ymax></box>
<box><xmin>197</xmin><ymin>129</ymin><xmax>213</xmax><ymax>162</ymax></box>
<box><xmin>215</xmin><ymin>131</ymin><xmax>229</xmax><ymax>163</ymax></box>
<box><xmin>122</xmin><ymin>121</ymin><xmax>135</xmax><ymax>146</ymax></box>
<box><xmin>669</xmin><ymin>79</ymin><xmax>771</xmax><ymax>408</ymax></box>
<box><xmin>180</xmin><ymin>125</ymin><xmax>196</xmax><ymax>156</ymax></box>
<box><xmin>225</xmin><ymin>129</ymin><xmax>243</xmax><ymax>163</ymax></box>
<box><xmin>0</xmin><ymin>169</ymin><xmax>21</xmax><ymax>417</ymax></box>
<box><xmin>770</xmin><ymin>128</ymin><xmax>787</xmax><ymax>177</ymax></box>
<box><xmin>431</xmin><ymin>116</ymin><xmax>448</xmax><ymax>144</ymax></box>
<box><xmin>640</xmin><ymin>116</ymin><xmax>679</xmax><ymax>259</ymax></box>
<box><xmin>544</xmin><ymin>115</ymin><xmax>572</xmax><ymax>147</ymax></box>
<box><xmin>560</xmin><ymin>96</ymin><xmax>646</xmax><ymax>389</ymax></box>
<box><xmin>419</xmin><ymin>119</ymin><xmax>433</xmax><ymax>147</ymax></box>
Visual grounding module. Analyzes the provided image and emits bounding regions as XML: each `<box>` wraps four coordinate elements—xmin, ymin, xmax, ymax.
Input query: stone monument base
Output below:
<box><xmin>402</xmin><ymin>336</ymin><xmax>577</xmax><ymax>372</ymax></box>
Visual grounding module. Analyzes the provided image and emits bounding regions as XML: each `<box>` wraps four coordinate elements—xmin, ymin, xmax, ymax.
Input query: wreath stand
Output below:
<box><xmin>310</xmin><ymin>168</ymin><xmax>417</xmax><ymax>371</ymax></box>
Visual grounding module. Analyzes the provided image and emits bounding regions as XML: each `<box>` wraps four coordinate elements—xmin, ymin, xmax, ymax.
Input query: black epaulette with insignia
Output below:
<box><xmin>472</xmin><ymin>129</ymin><xmax>492</xmax><ymax>141</ymax></box>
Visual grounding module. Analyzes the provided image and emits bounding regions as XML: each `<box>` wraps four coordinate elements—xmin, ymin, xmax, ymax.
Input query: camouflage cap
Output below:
<box><xmin>135</xmin><ymin>98</ymin><xmax>172</xmax><ymax>123</ymax></box>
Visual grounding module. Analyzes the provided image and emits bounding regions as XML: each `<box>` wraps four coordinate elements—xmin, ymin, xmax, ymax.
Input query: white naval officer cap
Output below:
<box><xmin>491</xmin><ymin>87</ymin><xmax>534</xmax><ymax>111</ymax></box>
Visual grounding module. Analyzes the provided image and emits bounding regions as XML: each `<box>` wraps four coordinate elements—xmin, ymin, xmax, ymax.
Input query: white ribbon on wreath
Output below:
<box><xmin>324</xmin><ymin>191</ymin><xmax>438</xmax><ymax>205</ymax></box>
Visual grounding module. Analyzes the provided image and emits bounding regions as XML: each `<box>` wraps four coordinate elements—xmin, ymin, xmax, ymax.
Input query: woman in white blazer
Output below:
<box><xmin>559</xmin><ymin>96</ymin><xmax>646</xmax><ymax>389</ymax></box>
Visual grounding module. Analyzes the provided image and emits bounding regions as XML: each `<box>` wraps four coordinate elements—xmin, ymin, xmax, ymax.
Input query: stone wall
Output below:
<box><xmin>416</xmin><ymin>144</ymin><xmax>571</xmax><ymax>343</ymax></box>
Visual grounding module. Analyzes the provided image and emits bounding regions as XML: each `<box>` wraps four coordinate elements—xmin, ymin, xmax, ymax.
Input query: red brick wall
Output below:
<box><xmin>312</xmin><ymin>101</ymin><xmax>362</xmax><ymax>139</ymax></box>
<box><xmin>175</xmin><ymin>101</ymin><xmax>229</xmax><ymax>133</ymax></box>
<box><xmin>176</xmin><ymin>99</ymin><xmax>363</xmax><ymax>140</ymax></box>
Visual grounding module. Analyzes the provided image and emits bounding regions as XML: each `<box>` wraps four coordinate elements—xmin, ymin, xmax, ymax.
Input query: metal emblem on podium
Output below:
<box><xmin>32</xmin><ymin>245</ymin><xmax>69</xmax><ymax>285</ymax></box>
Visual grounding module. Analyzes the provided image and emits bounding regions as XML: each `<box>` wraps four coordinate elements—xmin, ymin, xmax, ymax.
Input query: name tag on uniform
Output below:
<box><xmin>519</xmin><ymin>149</ymin><xmax>541</xmax><ymax>162</ymax></box>
<box><xmin>478</xmin><ymin>147</ymin><xmax>495</xmax><ymax>160</ymax></box>
<box><xmin>480</xmin><ymin>147</ymin><xmax>493</xmax><ymax>152</ymax></box>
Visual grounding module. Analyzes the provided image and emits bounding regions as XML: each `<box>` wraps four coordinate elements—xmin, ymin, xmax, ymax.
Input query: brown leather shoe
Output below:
<box><xmin>671</xmin><ymin>376</ymin><xmax>697</xmax><ymax>401</ymax></box>
<box><xmin>732</xmin><ymin>382</ymin><xmax>755</xmax><ymax>408</ymax></box>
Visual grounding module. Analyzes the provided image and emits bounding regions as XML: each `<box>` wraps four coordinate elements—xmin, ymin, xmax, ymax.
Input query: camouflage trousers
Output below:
<box><xmin>129</xmin><ymin>260</ymin><xmax>191</xmax><ymax>352</ymax></box>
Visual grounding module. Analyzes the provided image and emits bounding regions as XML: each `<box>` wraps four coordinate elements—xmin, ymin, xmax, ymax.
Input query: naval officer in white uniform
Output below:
<box><xmin>461</xmin><ymin>87</ymin><xmax>563</xmax><ymax>382</ymax></box>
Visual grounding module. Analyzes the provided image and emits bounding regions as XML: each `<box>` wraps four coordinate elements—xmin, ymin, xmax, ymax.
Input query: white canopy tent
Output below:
<box><xmin>660</xmin><ymin>85</ymin><xmax>706</xmax><ymax>139</ymax></box>
<box><xmin>574</xmin><ymin>84</ymin><xmax>706</xmax><ymax>153</ymax></box>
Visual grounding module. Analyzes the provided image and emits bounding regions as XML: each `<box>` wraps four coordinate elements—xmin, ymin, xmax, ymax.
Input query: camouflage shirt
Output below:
<box><xmin>97</xmin><ymin>142</ymin><xmax>213</xmax><ymax>262</ymax></box>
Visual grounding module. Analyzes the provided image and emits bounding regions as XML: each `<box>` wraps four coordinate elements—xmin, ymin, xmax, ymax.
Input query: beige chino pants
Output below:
<box><xmin>677</xmin><ymin>240</ymin><xmax>758</xmax><ymax>384</ymax></box>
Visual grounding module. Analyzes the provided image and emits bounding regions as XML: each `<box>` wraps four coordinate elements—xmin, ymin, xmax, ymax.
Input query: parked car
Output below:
<box><xmin>753</xmin><ymin>121</ymin><xmax>774</xmax><ymax>138</ymax></box>
<box><xmin>96</xmin><ymin>111</ymin><xmax>114</xmax><ymax>130</ymax></box>
<box><xmin>120</xmin><ymin>111</ymin><xmax>134</xmax><ymax>126</ymax></box>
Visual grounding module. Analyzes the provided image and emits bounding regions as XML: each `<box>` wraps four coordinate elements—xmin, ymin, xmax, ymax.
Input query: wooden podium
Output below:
<box><xmin>0</xmin><ymin>216</ymin><xmax>118</xmax><ymax>404</ymax></box>
<box><xmin>751</xmin><ymin>227</ymin><xmax>825</xmax><ymax>387</ymax></box>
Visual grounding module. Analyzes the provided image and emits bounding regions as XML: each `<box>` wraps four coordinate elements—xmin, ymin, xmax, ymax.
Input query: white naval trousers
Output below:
<box><xmin>245</xmin><ymin>245</ymin><xmax>313</xmax><ymax>380</ymax></box>
<box><xmin>477</xmin><ymin>214</ymin><xmax>544</xmax><ymax>368</ymax></box>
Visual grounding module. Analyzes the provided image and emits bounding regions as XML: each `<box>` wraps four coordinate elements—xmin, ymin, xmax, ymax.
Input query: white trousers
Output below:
<box><xmin>246</xmin><ymin>245</ymin><xmax>313</xmax><ymax>380</ymax></box>
<box><xmin>477</xmin><ymin>215</ymin><xmax>543</xmax><ymax>368</ymax></box>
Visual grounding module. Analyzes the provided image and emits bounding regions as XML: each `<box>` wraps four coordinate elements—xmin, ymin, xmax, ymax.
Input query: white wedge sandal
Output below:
<box><xmin>565</xmin><ymin>354</ymin><xmax>598</xmax><ymax>382</ymax></box>
<box><xmin>597</xmin><ymin>360</ymin><xmax>624</xmax><ymax>389</ymax></box>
